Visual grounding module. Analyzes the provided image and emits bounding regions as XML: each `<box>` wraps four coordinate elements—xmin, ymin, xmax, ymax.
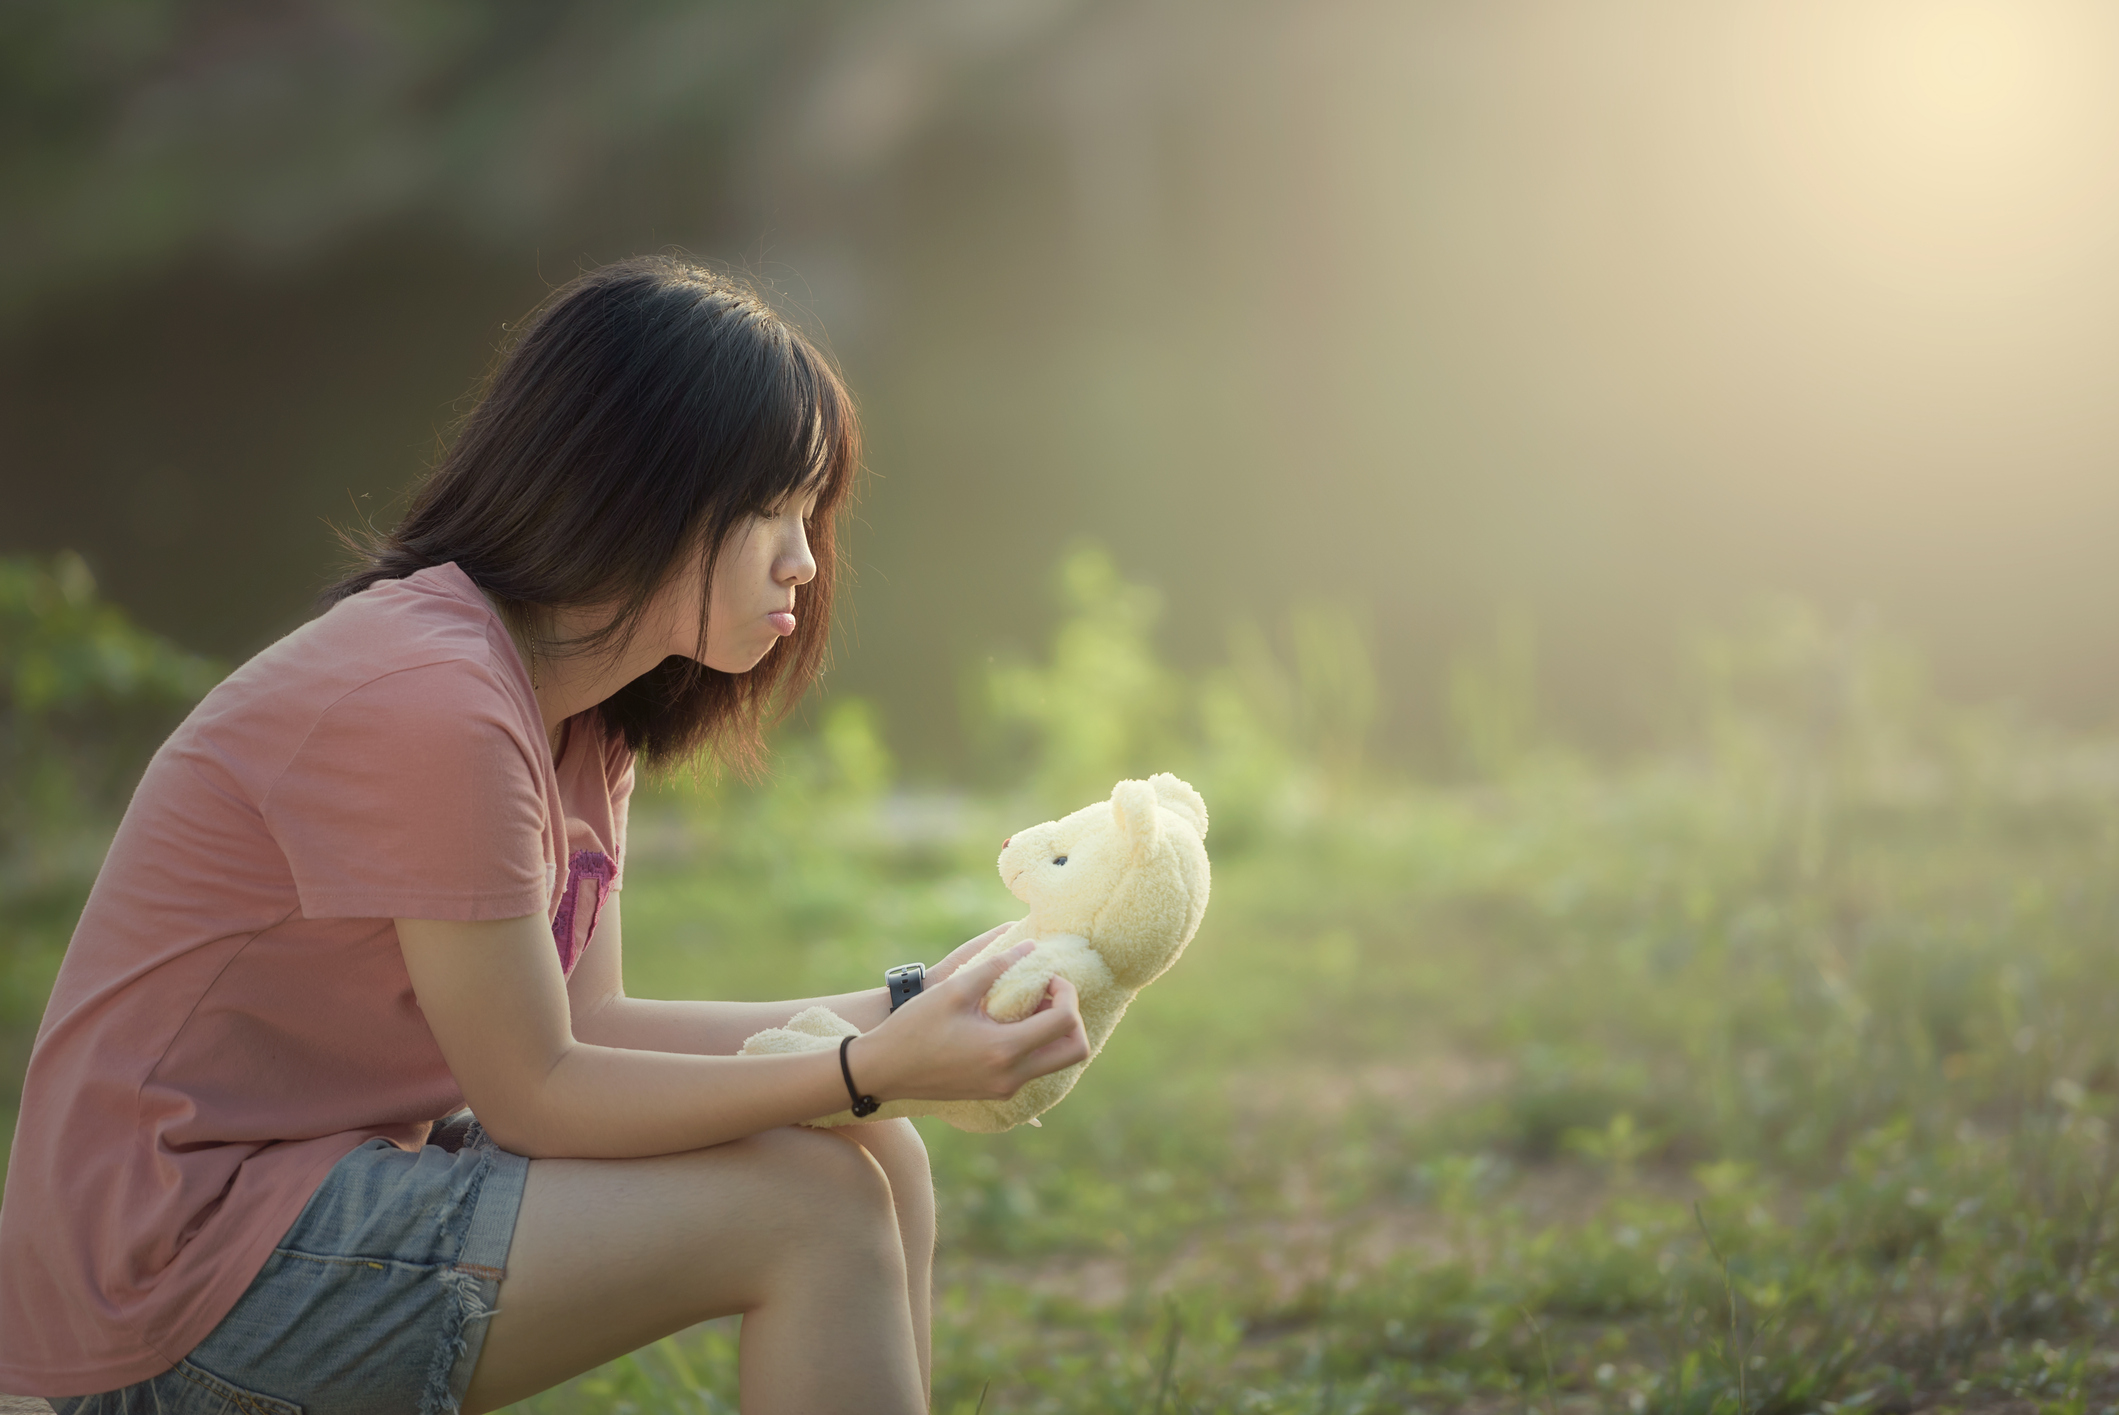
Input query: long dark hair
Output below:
<box><xmin>327</xmin><ymin>256</ymin><xmax>861</xmax><ymax>775</ymax></box>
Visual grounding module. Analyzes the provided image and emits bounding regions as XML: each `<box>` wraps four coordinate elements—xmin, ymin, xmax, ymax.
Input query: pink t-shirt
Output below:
<box><xmin>0</xmin><ymin>563</ymin><xmax>633</xmax><ymax>1396</ymax></box>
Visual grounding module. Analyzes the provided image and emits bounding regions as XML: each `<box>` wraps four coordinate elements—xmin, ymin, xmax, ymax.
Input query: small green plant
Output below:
<box><xmin>0</xmin><ymin>550</ymin><xmax>222</xmax><ymax>860</ymax></box>
<box><xmin>1446</xmin><ymin>610</ymin><xmax>1546</xmax><ymax>779</ymax></box>
<box><xmin>983</xmin><ymin>544</ymin><xmax>1181</xmax><ymax>811</ymax></box>
<box><xmin>1566</xmin><ymin>1113</ymin><xmax>1666</xmax><ymax>1186</ymax></box>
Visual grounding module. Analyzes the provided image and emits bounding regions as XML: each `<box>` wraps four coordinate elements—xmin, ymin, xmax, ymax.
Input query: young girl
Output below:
<box><xmin>0</xmin><ymin>257</ymin><xmax>1090</xmax><ymax>1415</ymax></box>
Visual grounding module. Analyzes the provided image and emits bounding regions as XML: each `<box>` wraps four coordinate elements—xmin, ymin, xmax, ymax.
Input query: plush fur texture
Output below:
<box><xmin>739</xmin><ymin>773</ymin><xmax>1211</xmax><ymax>1132</ymax></box>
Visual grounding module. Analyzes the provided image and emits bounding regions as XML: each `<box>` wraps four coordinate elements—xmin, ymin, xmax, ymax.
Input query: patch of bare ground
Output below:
<box><xmin>937</xmin><ymin>1054</ymin><xmax>1724</xmax><ymax>1313</ymax></box>
<box><xmin>940</xmin><ymin>1159</ymin><xmax>1696</xmax><ymax>1315</ymax></box>
<box><xmin>1380</xmin><ymin>1399</ymin><xmax>2085</xmax><ymax>1415</ymax></box>
<box><xmin>1225</xmin><ymin>1054</ymin><xmax>1513</xmax><ymax>1131</ymax></box>
<box><xmin>1892</xmin><ymin>1367</ymin><xmax>2119</xmax><ymax>1414</ymax></box>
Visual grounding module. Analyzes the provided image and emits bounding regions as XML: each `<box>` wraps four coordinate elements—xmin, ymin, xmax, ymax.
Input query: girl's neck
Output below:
<box><xmin>488</xmin><ymin>594</ymin><xmax>660</xmax><ymax>760</ymax></box>
<box><xmin>487</xmin><ymin>597</ymin><xmax>572</xmax><ymax>759</ymax></box>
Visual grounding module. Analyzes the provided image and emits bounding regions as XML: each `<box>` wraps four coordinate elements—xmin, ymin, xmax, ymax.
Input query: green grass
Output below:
<box><xmin>500</xmin><ymin>710</ymin><xmax>2119</xmax><ymax>1414</ymax></box>
<box><xmin>8</xmin><ymin>557</ymin><xmax>2119</xmax><ymax>1411</ymax></box>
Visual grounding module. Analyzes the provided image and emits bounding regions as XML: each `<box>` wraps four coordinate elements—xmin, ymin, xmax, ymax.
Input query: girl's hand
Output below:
<box><xmin>850</xmin><ymin>940</ymin><xmax>1089</xmax><ymax>1103</ymax></box>
<box><xmin>924</xmin><ymin>922</ymin><xmax>1016</xmax><ymax>989</ymax></box>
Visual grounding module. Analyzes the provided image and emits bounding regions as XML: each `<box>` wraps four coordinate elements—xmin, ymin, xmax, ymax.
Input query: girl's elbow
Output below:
<box><xmin>469</xmin><ymin>1041</ymin><xmax>589</xmax><ymax>1156</ymax></box>
<box><xmin>468</xmin><ymin>1108</ymin><xmax>549</xmax><ymax>1158</ymax></box>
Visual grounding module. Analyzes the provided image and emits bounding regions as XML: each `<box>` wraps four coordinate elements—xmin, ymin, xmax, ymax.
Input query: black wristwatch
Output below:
<box><xmin>886</xmin><ymin>962</ymin><xmax>926</xmax><ymax>1012</ymax></box>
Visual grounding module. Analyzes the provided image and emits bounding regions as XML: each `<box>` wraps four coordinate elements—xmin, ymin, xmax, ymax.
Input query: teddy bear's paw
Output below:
<box><xmin>738</xmin><ymin>1007</ymin><xmax>857</xmax><ymax>1057</ymax></box>
<box><xmin>785</xmin><ymin>1006</ymin><xmax>860</xmax><ymax>1039</ymax></box>
<box><xmin>737</xmin><ymin>1028</ymin><xmax>796</xmax><ymax>1056</ymax></box>
<box><xmin>740</xmin><ymin>1027</ymin><xmax>825</xmax><ymax>1056</ymax></box>
<box><xmin>983</xmin><ymin>966</ymin><xmax>1049</xmax><ymax>1024</ymax></box>
<box><xmin>984</xmin><ymin>934</ymin><xmax>1111</xmax><ymax>1022</ymax></box>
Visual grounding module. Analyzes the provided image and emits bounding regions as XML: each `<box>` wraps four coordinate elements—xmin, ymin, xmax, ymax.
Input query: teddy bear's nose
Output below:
<box><xmin>1001</xmin><ymin>836</ymin><xmax>1011</xmax><ymax>849</ymax></box>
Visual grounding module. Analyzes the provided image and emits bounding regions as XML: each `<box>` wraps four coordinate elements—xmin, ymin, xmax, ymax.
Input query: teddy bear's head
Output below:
<box><xmin>996</xmin><ymin>772</ymin><xmax>1210</xmax><ymax>991</ymax></box>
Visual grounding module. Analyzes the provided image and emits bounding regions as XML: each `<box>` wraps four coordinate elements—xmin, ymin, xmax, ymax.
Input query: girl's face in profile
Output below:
<box><xmin>648</xmin><ymin>484</ymin><xmax>821</xmax><ymax>674</ymax></box>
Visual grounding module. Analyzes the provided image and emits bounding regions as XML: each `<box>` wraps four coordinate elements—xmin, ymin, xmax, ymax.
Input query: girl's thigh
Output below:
<box><xmin>462</xmin><ymin>1124</ymin><xmax>924</xmax><ymax>1415</ymax></box>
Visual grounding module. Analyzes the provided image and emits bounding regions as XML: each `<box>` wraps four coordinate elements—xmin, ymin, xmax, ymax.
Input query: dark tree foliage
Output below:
<box><xmin>0</xmin><ymin>1</ymin><xmax>848</xmax><ymax>324</ymax></box>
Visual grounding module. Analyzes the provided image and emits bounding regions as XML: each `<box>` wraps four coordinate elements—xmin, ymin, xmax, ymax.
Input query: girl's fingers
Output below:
<box><xmin>1013</xmin><ymin>979</ymin><xmax>1079</xmax><ymax>1042</ymax></box>
<box><xmin>949</xmin><ymin>939</ymin><xmax>1036</xmax><ymax>1000</ymax></box>
<box><xmin>1019</xmin><ymin>999</ymin><xmax>1086</xmax><ymax>1054</ymax></box>
<box><xmin>931</xmin><ymin>923</ymin><xmax>1015</xmax><ymax>983</ymax></box>
<box><xmin>1007</xmin><ymin>1022</ymin><xmax>1090</xmax><ymax>1087</ymax></box>
<box><xmin>1000</xmin><ymin>980</ymin><xmax>1086</xmax><ymax>1074</ymax></box>
<box><xmin>1006</xmin><ymin>999</ymin><xmax>1078</xmax><ymax>1051</ymax></box>
<box><xmin>1028</xmin><ymin>973</ymin><xmax>1080</xmax><ymax>1017</ymax></box>
<box><xmin>888</xmin><ymin>942</ymin><xmax>1090</xmax><ymax>1099</ymax></box>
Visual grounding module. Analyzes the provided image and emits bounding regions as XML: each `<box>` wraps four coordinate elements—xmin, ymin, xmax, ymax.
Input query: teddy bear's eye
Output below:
<box><xmin>1052</xmin><ymin>855</ymin><xmax>1068</xmax><ymax>866</ymax></box>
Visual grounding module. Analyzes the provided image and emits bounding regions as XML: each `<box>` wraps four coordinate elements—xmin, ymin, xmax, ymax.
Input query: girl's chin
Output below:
<box><xmin>695</xmin><ymin>640</ymin><xmax>778</xmax><ymax>674</ymax></box>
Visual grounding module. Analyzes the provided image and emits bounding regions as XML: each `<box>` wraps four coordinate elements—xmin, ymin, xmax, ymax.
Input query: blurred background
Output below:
<box><xmin>11</xmin><ymin>4</ymin><xmax>2119</xmax><ymax>1410</ymax></box>
<box><xmin>7</xmin><ymin>0</ymin><xmax>2117</xmax><ymax>772</ymax></box>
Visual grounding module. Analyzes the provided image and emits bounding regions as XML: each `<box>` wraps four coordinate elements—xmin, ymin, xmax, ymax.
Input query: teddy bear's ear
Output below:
<box><xmin>1109</xmin><ymin>778</ymin><xmax>1163</xmax><ymax>859</ymax></box>
<box><xmin>1149</xmin><ymin>773</ymin><xmax>1208</xmax><ymax>838</ymax></box>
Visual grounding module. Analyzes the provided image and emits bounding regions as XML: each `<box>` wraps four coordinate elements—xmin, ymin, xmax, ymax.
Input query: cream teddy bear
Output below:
<box><xmin>739</xmin><ymin>772</ymin><xmax>1211</xmax><ymax>1132</ymax></box>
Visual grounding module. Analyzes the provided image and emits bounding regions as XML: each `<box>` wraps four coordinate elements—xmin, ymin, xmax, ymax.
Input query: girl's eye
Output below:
<box><xmin>1052</xmin><ymin>856</ymin><xmax>1068</xmax><ymax>866</ymax></box>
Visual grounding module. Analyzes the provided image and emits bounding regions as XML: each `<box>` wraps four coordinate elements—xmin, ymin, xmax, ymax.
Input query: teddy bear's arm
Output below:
<box><xmin>737</xmin><ymin>1005</ymin><xmax>859</xmax><ymax>1058</ymax></box>
<box><xmin>981</xmin><ymin>933</ymin><xmax>1114</xmax><ymax>1023</ymax></box>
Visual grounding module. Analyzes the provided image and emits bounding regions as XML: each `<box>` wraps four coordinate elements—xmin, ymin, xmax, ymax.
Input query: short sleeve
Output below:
<box><xmin>262</xmin><ymin>660</ymin><xmax>551</xmax><ymax>920</ymax></box>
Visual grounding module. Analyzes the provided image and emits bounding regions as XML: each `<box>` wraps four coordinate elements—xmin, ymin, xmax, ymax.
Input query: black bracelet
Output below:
<box><xmin>839</xmin><ymin>1035</ymin><xmax>881</xmax><ymax>1118</ymax></box>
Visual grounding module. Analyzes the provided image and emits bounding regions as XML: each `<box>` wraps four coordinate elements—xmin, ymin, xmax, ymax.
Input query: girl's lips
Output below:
<box><xmin>767</xmin><ymin>612</ymin><xmax>797</xmax><ymax>636</ymax></box>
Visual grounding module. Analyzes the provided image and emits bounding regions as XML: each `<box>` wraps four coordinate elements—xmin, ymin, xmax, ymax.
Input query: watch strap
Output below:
<box><xmin>886</xmin><ymin>962</ymin><xmax>926</xmax><ymax>1012</ymax></box>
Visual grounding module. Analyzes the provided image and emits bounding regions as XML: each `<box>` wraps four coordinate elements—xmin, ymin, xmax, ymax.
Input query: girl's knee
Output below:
<box><xmin>851</xmin><ymin>1120</ymin><xmax>934</xmax><ymax>1261</ymax></box>
<box><xmin>845</xmin><ymin>1118</ymin><xmax>930</xmax><ymax>1190</ymax></box>
<box><xmin>738</xmin><ymin>1125</ymin><xmax>899</xmax><ymax>1231</ymax></box>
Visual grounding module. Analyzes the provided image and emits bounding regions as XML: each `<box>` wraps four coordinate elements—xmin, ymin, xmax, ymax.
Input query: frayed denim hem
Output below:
<box><xmin>420</xmin><ymin>1262</ymin><xmax>502</xmax><ymax>1415</ymax></box>
<box><xmin>424</xmin><ymin>1127</ymin><xmax>528</xmax><ymax>1414</ymax></box>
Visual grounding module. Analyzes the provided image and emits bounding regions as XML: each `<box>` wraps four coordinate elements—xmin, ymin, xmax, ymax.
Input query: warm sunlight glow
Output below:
<box><xmin>1744</xmin><ymin>0</ymin><xmax>2113</xmax><ymax>296</ymax></box>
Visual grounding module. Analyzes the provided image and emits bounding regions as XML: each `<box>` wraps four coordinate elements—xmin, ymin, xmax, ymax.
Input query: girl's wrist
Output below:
<box><xmin>853</xmin><ymin>984</ymin><xmax>893</xmax><ymax>1032</ymax></box>
<box><xmin>842</xmin><ymin>1030</ymin><xmax>897</xmax><ymax>1105</ymax></box>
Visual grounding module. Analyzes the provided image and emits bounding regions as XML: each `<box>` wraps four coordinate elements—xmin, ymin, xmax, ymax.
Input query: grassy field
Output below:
<box><xmin>6</xmin><ymin>555</ymin><xmax>2119</xmax><ymax>1413</ymax></box>
<box><xmin>508</xmin><ymin>656</ymin><xmax>2119</xmax><ymax>1414</ymax></box>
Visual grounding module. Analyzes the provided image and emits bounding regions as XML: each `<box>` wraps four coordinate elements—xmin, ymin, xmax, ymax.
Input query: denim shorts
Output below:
<box><xmin>55</xmin><ymin>1115</ymin><xmax>530</xmax><ymax>1415</ymax></box>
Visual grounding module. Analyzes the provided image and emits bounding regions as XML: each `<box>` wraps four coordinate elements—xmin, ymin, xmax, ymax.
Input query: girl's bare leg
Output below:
<box><xmin>461</xmin><ymin>1125</ymin><xmax>923</xmax><ymax>1415</ymax></box>
<box><xmin>833</xmin><ymin>1119</ymin><xmax>935</xmax><ymax>1397</ymax></box>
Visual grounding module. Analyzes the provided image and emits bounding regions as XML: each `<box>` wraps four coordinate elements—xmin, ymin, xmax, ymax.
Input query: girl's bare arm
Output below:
<box><xmin>558</xmin><ymin>897</ymin><xmax>1012</xmax><ymax>1054</ymax></box>
<box><xmin>397</xmin><ymin>913</ymin><xmax>1084</xmax><ymax>1159</ymax></box>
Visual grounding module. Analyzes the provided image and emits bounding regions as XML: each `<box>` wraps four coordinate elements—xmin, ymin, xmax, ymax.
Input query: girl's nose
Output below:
<box><xmin>782</xmin><ymin>522</ymin><xmax>818</xmax><ymax>586</ymax></box>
